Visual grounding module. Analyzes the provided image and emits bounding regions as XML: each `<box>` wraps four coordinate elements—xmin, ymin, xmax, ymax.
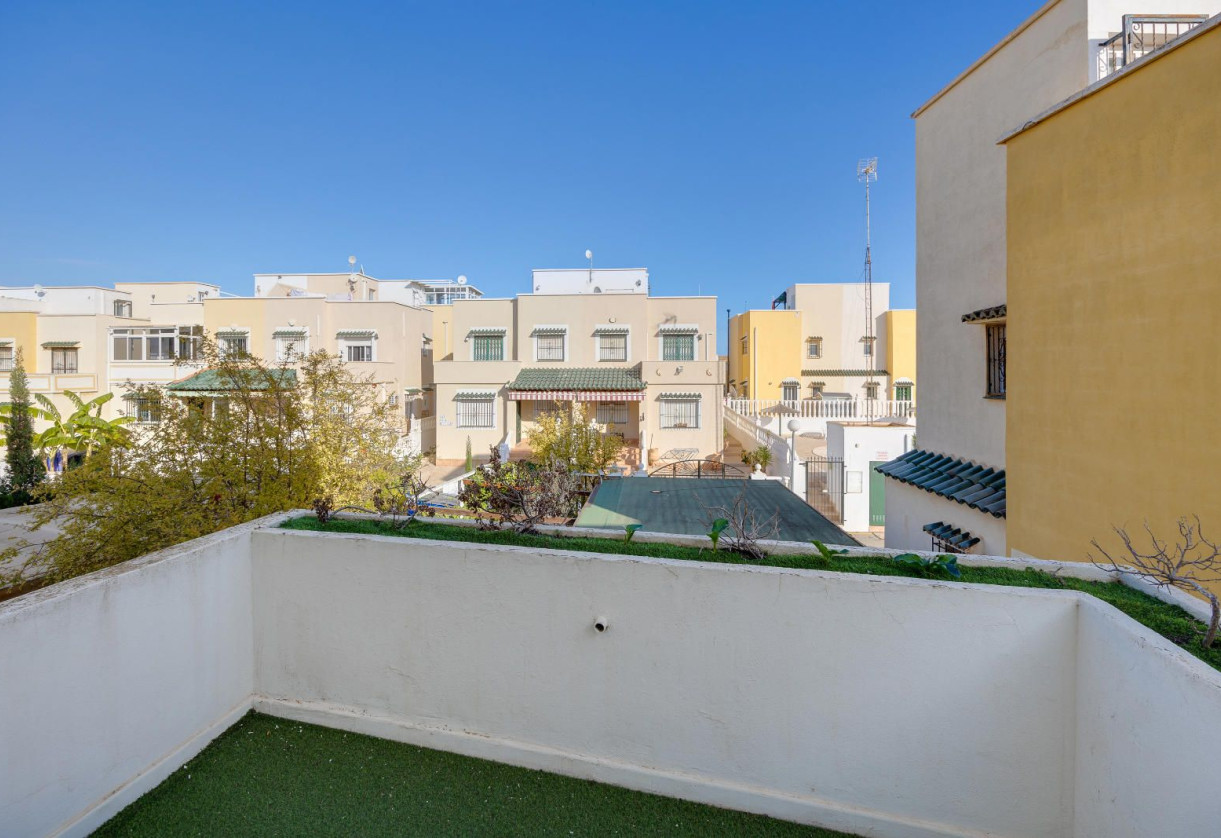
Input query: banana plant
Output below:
<box><xmin>0</xmin><ymin>391</ymin><xmax>133</xmax><ymax>459</ymax></box>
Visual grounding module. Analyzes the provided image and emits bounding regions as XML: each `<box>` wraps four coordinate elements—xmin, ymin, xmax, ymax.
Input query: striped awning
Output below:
<box><xmin>593</xmin><ymin>325</ymin><xmax>629</xmax><ymax>335</ymax></box>
<box><xmin>41</xmin><ymin>341</ymin><xmax>79</xmax><ymax>348</ymax></box>
<box><xmin>781</xmin><ymin>377</ymin><xmax>800</xmax><ymax>385</ymax></box>
<box><xmin>657</xmin><ymin>392</ymin><xmax>700</xmax><ymax>400</ymax></box>
<box><xmin>272</xmin><ymin>327</ymin><xmax>307</xmax><ymax>338</ymax></box>
<box><xmin>530</xmin><ymin>326</ymin><xmax>567</xmax><ymax>336</ymax></box>
<box><xmin>507</xmin><ymin>390</ymin><xmax>645</xmax><ymax>402</ymax></box>
<box><xmin>467</xmin><ymin>327</ymin><xmax>507</xmax><ymax>336</ymax></box>
<box><xmin>336</xmin><ymin>329</ymin><xmax>376</xmax><ymax>339</ymax></box>
<box><xmin>454</xmin><ymin>390</ymin><xmax>497</xmax><ymax>400</ymax></box>
<box><xmin>214</xmin><ymin>329</ymin><xmax>249</xmax><ymax>339</ymax></box>
<box><xmin>657</xmin><ymin>324</ymin><xmax>698</xmax><ymax>334</ymax></box>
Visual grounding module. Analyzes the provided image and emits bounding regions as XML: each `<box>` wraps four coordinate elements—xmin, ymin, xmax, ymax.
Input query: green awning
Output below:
<box><xmin>657</xmin><ymin>324</ymin><xmax>698</xmax><ymax>334</ymax></box>
<box><xmin>657</xmin><ymin>392</ymin><xmax>700</xmax><ymax>400</ymax></box>
<box><xmin>167</xmin><ymin>368</ymin><xmax>297</xmax><ymax>394</ymax></box>
<box><xmin>271</xmin><ymin>328</ymin><xmax>307</xmax><ymax>338</ymax></box>
<box><xmin>593</xmin><ymin>326</ymin><xmax>629</xmax><ymax>335</ymax></box>
<box><xmin>336</xmin><ymin>329</ymin><xmax>376</xmax><ymax>339</ymax></box>
<box><xmin>41</xmin><ymin>341</ymin><xmax>80</xmax><ymax>348</ymax></box>
<box><xmin>214</xmin><ymin>330</ymin><xmax>249</xmax><ymax>339</ymax></box>
<box><xmin>454</xmin><ymin>390</ymin><xmax>496</xmax><ymax>400</ymax></box>
<box><xmin>508</xmin><ymin>367</ymin><xmax>646</xmax><ymax>392</ymax></box>
<box><xmin>467</xmin><ymin>327</ymin><xmax>507</xmax><ymax>336</ymax></box>
<box><xmin>530</xmin><ymin>326</ymin><xmax>567</xmax><ymax>336</ymax></box>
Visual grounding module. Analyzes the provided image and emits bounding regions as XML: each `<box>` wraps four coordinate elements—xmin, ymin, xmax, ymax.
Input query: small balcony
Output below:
<box><xmin>1097</xmin><ymin>14</ymin><xmax>1209</xmax><ymax>79</ymax></box>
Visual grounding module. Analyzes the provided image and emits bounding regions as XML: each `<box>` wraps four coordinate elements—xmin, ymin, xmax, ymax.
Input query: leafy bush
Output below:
<box><xmin>526</xmin><ymin>402</ymin><xmax>622</xmax><ymax>473</ymax></box>
<box><xmin>892</xmin><ymin>552</ymin><xmax>962</xmax><ymax>579</ymax></box>
<box><xmin>740</xmin><ymin>444</ymin><xmax>772</xmax><ymax>471</ymax></box>
<box><xmin>458</xmin><ymin>446</ymin><xmax>579</xmax><ymax>534</ymax></box>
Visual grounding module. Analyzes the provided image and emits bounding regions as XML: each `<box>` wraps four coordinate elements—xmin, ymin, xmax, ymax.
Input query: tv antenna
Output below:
<box><xmin>585</xmin><ymin>249</ymin><xmax>593</xmax><ymax>284</ymax></box>
<box><xmin>857</xmin><ymin>157</ymin><xmax>878</xmax><ymax>422</ymax></box>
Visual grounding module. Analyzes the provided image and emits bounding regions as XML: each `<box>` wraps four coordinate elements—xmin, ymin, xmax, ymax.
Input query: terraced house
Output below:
<box><xmin>431</xmin><ymin>267</ymin><xmax>723</xmax><ymax>469</ymax></box>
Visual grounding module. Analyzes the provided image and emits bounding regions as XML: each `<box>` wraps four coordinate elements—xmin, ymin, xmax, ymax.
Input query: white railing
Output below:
<box><xmin>725</xmin><ymin>398</ymin><xmax>915</xmax><ymax>420</ymax></box>
<box><xmin>723</xmin><ymin>404</ymin><xmax>792</xmax><ymax>484</ymax></box>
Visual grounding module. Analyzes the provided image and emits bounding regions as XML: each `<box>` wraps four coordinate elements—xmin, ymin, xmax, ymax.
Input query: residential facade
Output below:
<box><xmin>727</xmin><ymin>282</ymin><xmax>914</xmax><ymax>405</ymax></box>
<box><xmin>882</xmin><ymin>0</ymin><xmax>1220</xmax><ymax>556</ymax></box>
<box><xmin>1</xmin><ymin>273</ymin><xmax>435</xmax><ymax>451</ymax></box>
<box><xmin>432</xmin><ymin>268</ymin><xmax>723</xmax><ymax>468</ymax></box>
<box><xmin>1000</xmin><ymin>16</ymin><xmax>1221</xmax><ymax>574</ymax></box>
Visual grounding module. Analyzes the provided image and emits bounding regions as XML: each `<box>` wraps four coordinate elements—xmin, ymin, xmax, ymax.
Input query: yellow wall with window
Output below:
<box><xmin>1004</xmin><ymin>24</ymin><xmax>1221</xmax><ymax>579</ymax></box>
<box><xmin>727</xmin><ymin>310</ymin><xmax>801</xmax><ymax>399</ymax></box>
<box><xmin>0</xmin><ymin>313</ymin><xmax>40</xmax><ymax>370</ymax></box>
<box><xmin>883</xmin><ymin>309</ymin><xmax>916</xmax><ymax>401</ymax></box>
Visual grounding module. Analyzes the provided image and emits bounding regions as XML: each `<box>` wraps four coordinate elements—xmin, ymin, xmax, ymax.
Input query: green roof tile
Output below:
<box><xmin>799</xmin><ymin>369</ymin><xmax>890</xmax><ymax>377</ymax></box>
<box><xmin>508</xmin><ymin>367</ymin><xmax>645</xmax><ymax>392</ymax></box>
<box><xmin>167</xmin><ymin>368</ymin><xmax>298</xmax><ymax>394</ymax></box>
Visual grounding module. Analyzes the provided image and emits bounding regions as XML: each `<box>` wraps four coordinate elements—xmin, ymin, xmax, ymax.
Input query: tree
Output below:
<box><xmin>0</xmin><ymin>342</ymin><xmax>409</xmax><ymax>588</ymax></box>
<box><xmin>458</xmin><ymin>445</ymin><xmax>578</xmax><ymax>533</ymax></box>
<box><xmin>2</xmin><ymin>350</ymin><xmax>45</xmax><ymax>491</ymax></box>
<box><xmin>1090</xmin><ymin>516</ymin><xmax>1221</xmax><ymax>649</ymax></box>
<box><xmin>31</xmin><ymin>391</ymin><xmax>133</xmax><ymax>460</ymax></box>
<box><xmin>525</xmin><ymin>402</ymin><xmax>622</xmax><ymax>473</ymax></box>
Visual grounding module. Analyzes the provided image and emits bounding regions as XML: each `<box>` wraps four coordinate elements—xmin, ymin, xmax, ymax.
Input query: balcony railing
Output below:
<box><xmin>1097</xmin><ymin>14</ymin><xmax>1208</xmax><ymax>79</ymax></box>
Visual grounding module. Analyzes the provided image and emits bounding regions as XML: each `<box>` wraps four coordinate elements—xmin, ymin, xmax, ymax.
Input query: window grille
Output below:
<box><xmin>472</xmin><ymin>335</ymin><xmax>504</xmax><ymax>361</ymax></box>
<box><xmin>596</xmin><ymin>402</ymin><xmax>628</xmax><ymax>424</ymax></box>
<box><xmin>52</xmin><ymin>348</ymin><xmax>78</xmax><ymax>374</ymax></box>
<box><xmin>457</xmin><ymin>398</ymin><xmax>495</xmax><ymax>428</ymax></box>
<box><xmin>895</xmin><ymin>384</ymin><xmax>913</xmax><ymax>401</ymax></box>
<box><xmin>986</xmin><ymin>323</ymin><xmax>1006</xmax><ymax>398</ymax></box>
<box><xmin>220</xmin><ymin>336</ymin><xmax>248</xmax><ymax>358</ymax></box>
<box><xmin>345</xmin><ymin>343</ymin><xmax>373</xmax><ymax>362</ymax></box>
<box><xmin>806</xmin><ymin>339</ymin><xmax>822</xmax><ymax>359</ymax></box>
<box><xmin>598</xmin><ymin>334</ymin><xmax>627</xmax><ymax>362</ymax></box>
<box><xmin>125</xmin><ymin>397</ymin><xmax>161</xmax><ymax>424</ymax></box>
<box><xmin>0</xmin><ymin>346</ymin><xmax>14</xmax><ymax>371</ymax></box>
<box><xmin>659</xmin><ymin>398</ymin><xmax>700</xmax><ymax>429</ymax></box>
<box><xmin>276</xmin><ymin>336</ymin><xmax>308</xmax><ymax>361</ymax></box>
<box><xmin>536</xmin><ymin>335</ymin><xmax>564</xmax><ymax>361</ymax></box>
<box><xmin>865</xmin><ymin>382</ymin><xmax>879</xmax><ymax>400</ymax></box>
<box><xmin>662</xmin><ymin>334</ymin><xmax>695</xmax><ymax>361</ymax></box>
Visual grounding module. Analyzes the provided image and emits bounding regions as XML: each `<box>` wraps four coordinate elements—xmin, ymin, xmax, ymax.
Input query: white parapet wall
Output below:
<box><xmin>3</xmin><ymin>517</ymin><xmax>1221</xmax><ymax>837</ymax></box>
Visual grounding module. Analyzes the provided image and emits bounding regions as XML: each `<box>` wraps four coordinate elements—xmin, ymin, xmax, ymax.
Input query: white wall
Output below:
<box><xmin>530</xmin><ymin>268</ymin><xmax>649</xmax><ymax>295</ymax></box>
<box><xmin>6</xmin><ymin>518</ymin><xmax>1221</xmax><ymax>838</ymax></box>
<box><xmin>827</xmin><ymin>423</ymin><xmax>916</xmax><ymax>532</ymax></box>
<box><xmin>0</xmin><ymin>522</ymin><xmax>260</xmax><ymax>838</ymax></box>
<box><xmin>254</xmin><ymin>529</ymin><xmax>1078</xmax><ymax>838</ymax></box>
<box><xmin>884</xmin><ymin>478</ymin><xmax>1008</xmax><ymax>556</ymax></box>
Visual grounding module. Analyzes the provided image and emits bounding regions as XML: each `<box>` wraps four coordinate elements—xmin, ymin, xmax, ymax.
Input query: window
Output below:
<box><xmin>456</xmin><ymin>397</ymin><xmax>495</xmax><ymax>428</ymax></box>
<box><xmin>662</xmin><ymin>334</ymin><xmax>695</xmax><ymax>362</ymax></box>
<box><xmin>806</xmin><ymin>338</ymin><xmax>822</xmax><ymax>359</ymax></box>
<box><xmin>862</xmin><ymin>337</ymin><xmax>875</xmax><ymax>357</ymax></box>
<box><xmin>178</xmin><ymin>326</ymin><xmax>202</xmax><ymax>361</ymax></box>
<box><xmin>125</xmin><ymin>396</ymin><xmax>161</xmax><ymax>424</ymax></box>
<box><xmin>472</xmin><ymin>335</ymin><xmax>504</xmax><ymax>361</ymax></box>
<box><xmin>113</xmin><ymin>300</ymin><xmax>132</xmax><ymax>317</ymax></box>
<box><xmin>782</xmin><ymin>383</ymin><xmax>799</xmax><ymax>401</ymax></box>
<box><xmin>895</xmin><ymin>384</ymin><xmax>913</xmax><ymax>401</ymax></box>
<box><xmin>598</xmin><ymin>334</ymin><xmax>627</xmax><ymax>362</ymax></box>
<box><xmin>536</xmin><ymin>334</ymin><xmax>565</xmax><ymax>361</ymax></box>
<box><xmin>51</xmin><ymin>348</ymin><xmax>78</xmax><ymax>374</ymax></box>
<box><xmin>740</xmin><ymin>336</ymin><xmax>749</xmax><ymax>355</ymax></box>
<box><xmin>343</xmin><ymin>341</ymin><xmax>374</xmax><ymax>362</ymax></box>
<box><xmin>275</xmin><ymin>334</ymin><xmax>308</xmax><ymax>361</ymax></box>
<box><xmin>111</xmin><ymin>327</ymin><xmax>179</xmax><ymax>361</ymax></box>
<box><xmin>596</xmin><ymin>402</ymin><xmax>628</xmax><ymax>425</ymax></box>
<box><xmin>864</xmin><ymin>382</ymin><xmax>879</xmax><ymax>400</ymax></box>
<box><xmin>810</xmin><ymin>383</ymin><xmax>824</xmax><ymax>397</ymax></box>
<box><xmin>659</xmin><ymin>397</ymin><xmax>700</xmax><ymax>429</ymax></box>
<box><xmin>986</xmin><ymin>323</ymin><xmax>1006</xmax><ymax>398</ymax></box>
<box><xmin>0</xmin><ymin>346</ymin><xmax>12</xmax><ymax>371</ymax></box>
<box><xmin>219</xmin><ymin>336</ymin><xmax>248</xmax><ymax>358</ymax></box>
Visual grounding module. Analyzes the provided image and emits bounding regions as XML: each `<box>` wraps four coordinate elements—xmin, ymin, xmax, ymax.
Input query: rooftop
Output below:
<box><xmin>508</xmin><ymin>366</ymin><xmax>647</xmax><ymax>392</ymax></box>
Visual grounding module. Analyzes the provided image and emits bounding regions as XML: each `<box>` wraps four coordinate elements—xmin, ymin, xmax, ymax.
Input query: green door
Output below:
<box><xmin>869</xmin><ymin>461</ymin><xmax>886</xmax><ymax>527</ymax></box>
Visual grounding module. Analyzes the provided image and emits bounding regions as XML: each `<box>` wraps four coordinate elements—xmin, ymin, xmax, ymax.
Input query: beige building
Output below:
<box><xmin>1</xmin><ymin>272</ymin><xmax>437</xmax><ymax>453</ymax></box>
<box><xmin>432</xmin><ymin>268</ymin><xmax>723</xmax><ymax>469</ymax></box>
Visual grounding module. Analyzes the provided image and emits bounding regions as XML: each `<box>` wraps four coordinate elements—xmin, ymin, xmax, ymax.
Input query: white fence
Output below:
<box><xmin>723</xmin><ymin>403</ymin><xmax>792</xmax><ymax>483</ymax></box>
<box><xmin>726</xmin><ymin>398</ymin><xmax>914</xmax><ymax>438</ymax></box>
<box><xmin>5</xmin><ymin>520</ymin><xmax>1221</xmax><ymax>838</ymax></box>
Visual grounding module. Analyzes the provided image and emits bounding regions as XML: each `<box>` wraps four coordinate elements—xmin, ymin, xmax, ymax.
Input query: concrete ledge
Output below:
<box><xmin>254</xmin><ymin>696</ymin><xmax>995</xmax><ymax>838</ymax></box>
<box><xmin>312</xmin><ymin>510</ymin><xmax>1214</xmax><ymax>623</ymax></box>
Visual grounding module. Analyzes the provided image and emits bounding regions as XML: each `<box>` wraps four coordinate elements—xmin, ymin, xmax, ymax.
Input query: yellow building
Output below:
<box><xmin>728</xmin><ymin>283</ymin><xmax>915</xmax><ymax>406</ymax></box>
<box><xmin>1002</xmin><ymin>17</ymin><xmax>1221</xmax><ymax>576</ymax></box>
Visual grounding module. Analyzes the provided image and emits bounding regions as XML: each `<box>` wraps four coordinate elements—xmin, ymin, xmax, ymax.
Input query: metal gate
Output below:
<box><xmin>805</xmin><ymin>456</ymin><xmax>845</xmax><ymax>525</ymax></box>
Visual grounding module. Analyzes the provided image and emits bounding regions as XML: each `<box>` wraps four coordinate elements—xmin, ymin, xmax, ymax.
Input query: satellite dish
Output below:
<box><xmin>33</xmin><ymin>284</ymin><xmax>44</xmax><ymax>298</ymax></box>
<box><xmin>457</xmin><ymin>275</ymin><xmax>467</xmax><ymax>285</ymax></box>
<box><xmin>348</xmin><ymin>255</ymin><xmax>357</xmax><ymax>267</ymax></box>
<box><xmin>584</xmin><ymin>249</ymin><xmax>593</xmax><ymax>261</ymax></box>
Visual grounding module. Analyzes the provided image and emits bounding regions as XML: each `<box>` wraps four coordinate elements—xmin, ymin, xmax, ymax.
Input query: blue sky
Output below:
<box><xmin>0</xmin><ymin>1</ymin><xmax>1033</xmax><ymax>351</ymax></box>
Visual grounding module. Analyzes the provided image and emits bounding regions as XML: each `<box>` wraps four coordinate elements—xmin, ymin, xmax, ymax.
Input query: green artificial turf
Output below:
<box><xmin>94</xmin><ymin>712</ymin><xmax>850</xmax><ymax>837</ymax></box>
<box><xmin>282</xmin><ymin>516</ymin><xmax>1221</xmax><ymax>673</ymax></box>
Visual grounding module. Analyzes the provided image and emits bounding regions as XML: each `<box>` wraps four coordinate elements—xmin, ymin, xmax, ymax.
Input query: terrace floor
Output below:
<box><xmin>95</xmin><ymin>713</ymin><xmax>854</xmax><ymax>837</ymax></box>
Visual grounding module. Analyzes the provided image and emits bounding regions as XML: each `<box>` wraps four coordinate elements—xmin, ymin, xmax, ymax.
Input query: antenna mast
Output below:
<box><xmin>857</xmin><ymin>157</ymin><xmax>878</xmax><ymax>423</ymax></box>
